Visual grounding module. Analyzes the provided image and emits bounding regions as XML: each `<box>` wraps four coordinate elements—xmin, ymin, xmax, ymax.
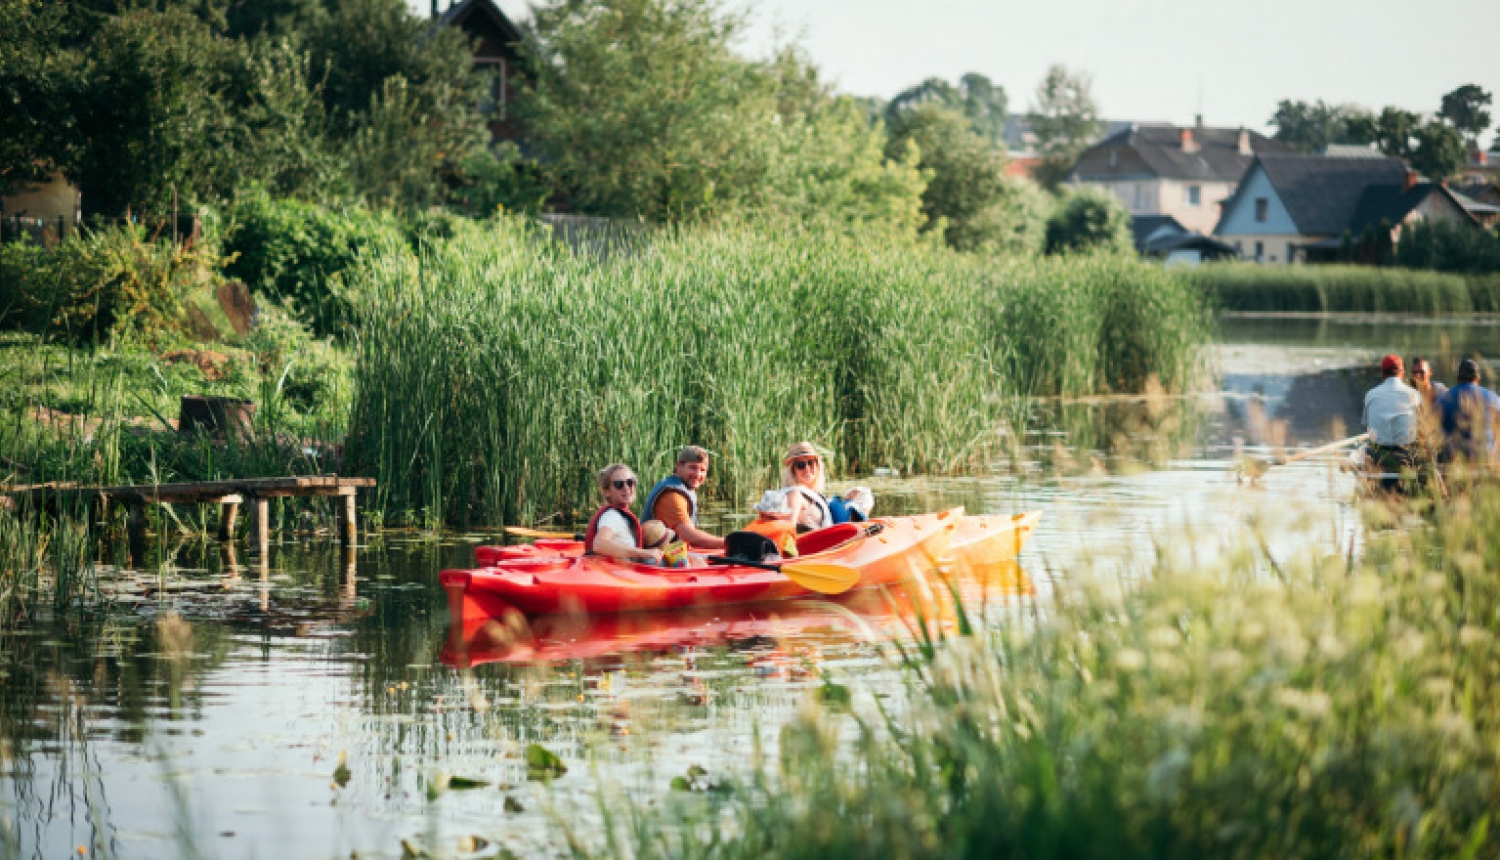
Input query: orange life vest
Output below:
<box><xmin>742</xmin><ymin>516</ymin><xmax>798</xmax><ymax>557</ymax></box>
<box><xmin>584</xmin><ymin>505</ymin><xmax>642</xmax><ymax>555</ymax></box>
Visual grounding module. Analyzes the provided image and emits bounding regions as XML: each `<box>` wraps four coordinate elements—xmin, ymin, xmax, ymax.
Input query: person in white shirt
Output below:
<box><xmin>1362</xmin><ymin>354</ymin><xmax>1424</xmax><ymax>490</ymax></box>
<box><xmin>584</xmin><ymin>464</ymin><xmax>663</xmax><ymax>564</ymax></box>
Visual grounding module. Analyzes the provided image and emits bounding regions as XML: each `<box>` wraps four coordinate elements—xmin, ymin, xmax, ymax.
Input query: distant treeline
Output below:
<box><xmin>1188</xmin><ymin>264</ymin><xmax>1500</xmax><ymax>315</ymax></box>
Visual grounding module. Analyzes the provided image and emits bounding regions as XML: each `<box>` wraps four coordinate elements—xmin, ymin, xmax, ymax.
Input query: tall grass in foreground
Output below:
<box><xmin>604</xmin><ymin>488</ymin><xmax>1500</xmax><ymax>859</ymax></box>
<box><xmin>345</xmin><ymin>220</ymin><xmax>1208</xmax><ymax>525</ymax></box>
<box><xmin>1189</xmin><ymin>262</ymin><xmax>1500</xmax><ymax>314</ymax></box>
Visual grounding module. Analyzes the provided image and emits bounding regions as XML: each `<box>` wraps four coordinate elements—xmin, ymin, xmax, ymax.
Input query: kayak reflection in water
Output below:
<box><xmin>780</xmin><ymin>441</ymin><xmax>875</xmax><ymax>533</ymax></box>
<box><xmin>583</xmin><ymin>464</ymin><xmax>664</xmax><ymax>565</ymax></box>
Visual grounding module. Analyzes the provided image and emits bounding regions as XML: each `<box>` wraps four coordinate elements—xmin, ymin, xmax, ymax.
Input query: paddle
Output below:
<box><xmin>1239</xmin><ymin>432</ymin><xmax>1369</xmax><ymax>480</ymax></box>
<box><xmin>505</xmin><ymin>525</ymin><xmax>583</xmax><ymax>540</ymax></box>
<box><xmin>706</xmin><ymin>555</ymin><xmax>863</xmax><ymax>595</ymax></box>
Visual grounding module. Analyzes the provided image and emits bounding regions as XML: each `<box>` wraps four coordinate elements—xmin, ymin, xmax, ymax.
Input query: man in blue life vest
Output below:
<box><xmin>1437</xmin><ymin>358</ymin><xmax>1500</xmax><ymax>463</ymax></box>
<box><xmin>643</xmin><ymin>446</ymin><xmax>725</xmax><ymax>550</ymax></box>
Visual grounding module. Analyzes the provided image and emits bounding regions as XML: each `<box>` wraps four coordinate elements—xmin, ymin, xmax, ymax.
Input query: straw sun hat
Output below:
<box><xmin>782</xmin><ymin>441</ymin><xmax>822</xmax><ymax>464</ymax></box>
<box><xmin>640</xmin><ymin>520</ymin><xmax>677</xmax><ymax>548</ymax></box>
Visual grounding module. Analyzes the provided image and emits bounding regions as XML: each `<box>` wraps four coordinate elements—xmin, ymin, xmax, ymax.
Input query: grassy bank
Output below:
<box><xmin>1189</xmin><ymin>263</ymin><xmax>1500</xmax><ymax>314</ymax></box>
<box><xmin>345</xmin><ymin>220</ymin><xmax>1209</xmax><ymax>526</ymax></box>
<box><xmin>602</xmin><ymin>488</ymin><xmax>1500</xmax><ymax>859</ymax></box>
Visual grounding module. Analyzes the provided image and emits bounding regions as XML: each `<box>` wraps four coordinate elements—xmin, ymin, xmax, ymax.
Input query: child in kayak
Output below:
<box><xmin>641</xmin><ymin>520</ymin><xmax>690</xmax><ymax>568</ymax></box>
<box><xmin>741</xmin><ymin>490</ymin><xmax>799</xmax><ymax>558</ymax></box>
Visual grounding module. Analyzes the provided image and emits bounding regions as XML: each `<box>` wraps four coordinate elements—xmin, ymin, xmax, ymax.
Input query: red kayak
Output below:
<box><xmin>441</xmin><ymin>509</ymin><xmax>962</xmax><ymax>620</ymax></box>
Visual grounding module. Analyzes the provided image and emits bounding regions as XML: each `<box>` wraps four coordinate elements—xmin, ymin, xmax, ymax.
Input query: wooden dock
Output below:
<box><xmin>5</xmin><ymin>475</ymin><xmax>375</xmax><ymax>564</ymax></box>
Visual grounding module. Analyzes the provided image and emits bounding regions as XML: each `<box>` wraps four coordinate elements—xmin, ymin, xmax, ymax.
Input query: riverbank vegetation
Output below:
<box><xmin>601</xmin><ymin>486</ymin><xmax>1500</xmax><ymax>858</ymax></box>
<box><xmin>344</xmin><ymin>219</ymin><xmax>1207</xmax><ymax>526</ymax></box>
<box><xmin>1189</xmin><ymin>263</ymin><xmax>1500</xmax><ymax>314</ymax></box>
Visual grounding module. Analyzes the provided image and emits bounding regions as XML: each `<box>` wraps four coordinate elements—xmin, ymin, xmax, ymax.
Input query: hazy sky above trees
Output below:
<box><xmin>429</xmin><ymin>0</ymin><xmax>1500</xmax><ymax>138</ymax></box>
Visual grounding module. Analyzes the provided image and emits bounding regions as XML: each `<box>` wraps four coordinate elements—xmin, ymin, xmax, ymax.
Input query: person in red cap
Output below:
<box><xmin>1362</xmin><ymin>354</ymin><xmax>1423</xmax><ymax>490</ymax></box>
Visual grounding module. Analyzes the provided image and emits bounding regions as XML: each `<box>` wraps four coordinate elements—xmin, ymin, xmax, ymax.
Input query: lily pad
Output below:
<box><xmin>525</xmin><ymin>744</ymin><xmax>567</xmax><ymax>780</ymax></box>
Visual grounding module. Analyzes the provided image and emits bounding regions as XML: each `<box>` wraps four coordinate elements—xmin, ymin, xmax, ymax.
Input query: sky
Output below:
<box><xmin>421</xmin><ymin>0</ymin><xmax>1500</xmax><ymax>139</ymax></box>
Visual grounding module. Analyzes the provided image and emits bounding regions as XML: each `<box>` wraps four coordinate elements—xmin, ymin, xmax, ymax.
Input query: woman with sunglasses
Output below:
<box><xmin>780</xmin><ymin>442</ymin><xmax>838</xmax><ymax>533</ymax></box>
<box><xmin>584</xmin><ymin>464</ymin><xmax>664</xmax><ymax>564</ymax></box>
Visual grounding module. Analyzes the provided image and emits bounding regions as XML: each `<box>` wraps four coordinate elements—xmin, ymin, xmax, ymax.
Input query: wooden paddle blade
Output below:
<box><xmin>780</xmin><ymin>560</ymin><xmax>863</xmax><ymax>595</ymax></box>
<box><xmin>504</xmin><ymin>526</ymin><xmax>581</xmax><ymax>540</ymax></box>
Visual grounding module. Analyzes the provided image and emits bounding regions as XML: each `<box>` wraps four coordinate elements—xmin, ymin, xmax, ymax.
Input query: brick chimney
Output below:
<box><xmin>1180</xmin><ymin>127</ymin><xmax>1199</xmax><ymax>154</ymax></box>
<box><xmin>1237</xmin><ymin>127</ymin><xmax>1252</xmax><ymax>156</ymax></box>
<box><xmin>1403</xmin><ymin>168</ymin><xmax>1418</xmax><ymax>191</ymax></box>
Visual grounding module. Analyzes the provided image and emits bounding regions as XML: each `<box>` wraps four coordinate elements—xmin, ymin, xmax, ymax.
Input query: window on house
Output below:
<box><xmin>1108</xmin><ymin>149</ymin><xmax>1118</xmax><ymax>169</ymax></box>
<box><xmin>1255</xmin><ymin>198</ymin><xmax>1268</xmax><ymax>222</ymax></box>
<box><xmin>1254</xmin><ymin>240</ymin><xmax>1264</xmax><ymax>261</ymax></box>
<box><xmin>1234</xmin><ymin>240</ymin><xmax>1243</xmax><ymax>253</ymax></box>
<box><xmin>1287</xmin><ymin>243</ymin><xmax>1294</xmax><ymax>264</ymax></box>
<box><xmin>1187</xmin><ymin>186</ymin><xmax>1201</xmax><ymax>206</ymax></box>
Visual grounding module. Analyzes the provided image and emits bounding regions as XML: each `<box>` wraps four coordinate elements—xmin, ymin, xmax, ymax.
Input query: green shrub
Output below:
<box><xmin>1188</xmin><ymin>263</ymin><xmax>1482</xmax><ymax>314</ymax></box>
<box><xmin>1395</xmin><ymin>218</ymin><xmax>1500</xmax><ymax>274</ymax></box>
<box><xmin>1044</xmin><ymin>186</ymin><xmax>1134</xmax><ymax>256</ymax></box>
<box><xmin>0</xmin><ymin>224</ymin><xmax>226</xmax><ymax>345</ymax></box>
<box><xmin>223</xmin><ymin>190</ymin><xmax>405</xmax><ymax>337</ymax></box>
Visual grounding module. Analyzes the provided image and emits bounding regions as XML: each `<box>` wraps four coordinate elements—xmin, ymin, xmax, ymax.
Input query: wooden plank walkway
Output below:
<box><xmin>4</xmin><ymin>475</ymin><xmax>376</xmax><ymax>565</ymax></box>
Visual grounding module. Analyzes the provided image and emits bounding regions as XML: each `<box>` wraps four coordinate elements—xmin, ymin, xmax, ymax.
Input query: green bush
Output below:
<box><xmin>1044</xmin><ymin>186</ymin><xmax>1134</xmax><ymax>256</ymax></box>
<box><xmin>0</xmin><ymin>224</ymin><xmax>226</xmax><ymax>345</ymax></box>
<box><xmin>223</xmin><ymin>191</ymin><xmax>405</xmax><ymax>337</ymax></box>
<box><xmin>1395</xmin><ymin>218</ymin><xmax>1500</xmax><ymax>275</ymax></box>
<box><xmin>1188</xmin><ymin>263</ymin><xmax>1485</xmax><ymax>314</ymax></box>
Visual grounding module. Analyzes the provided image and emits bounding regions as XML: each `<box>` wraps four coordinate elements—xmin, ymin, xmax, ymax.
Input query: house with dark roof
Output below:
<box><xmin>1214</xmin><ymin>154</ymin><xmax>1482</xmax><ymax>264</ymax></box>
<box><xmin>1067</xmin><ymin>123</ymin><xmax>1290</xmax><ymax>234</ymax></box>
<box><xmin>1128</xmin><ymin>214</ymin><xmax>1236</xmax><ymax>265</ymax></box>
<box><xmin>433</xmin><ymin>0</ymin><xmax>526</xmax><ymax>139</ymax></box>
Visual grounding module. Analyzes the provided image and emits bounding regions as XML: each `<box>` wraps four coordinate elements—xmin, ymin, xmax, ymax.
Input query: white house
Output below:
<box><xmin>1067</xmin><ymin>123</ymin><xmax>1291</xmax><ymax>234</ymax></box>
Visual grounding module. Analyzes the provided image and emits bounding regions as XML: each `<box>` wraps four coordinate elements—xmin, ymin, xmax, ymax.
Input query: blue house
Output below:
<box><xmin>1215</xmin><ymin>153</ymin><xmax>1481</xmax><ymax>264</ymax></box>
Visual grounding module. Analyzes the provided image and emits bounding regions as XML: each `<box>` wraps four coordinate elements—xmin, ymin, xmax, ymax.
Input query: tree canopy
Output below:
<box><xmin>1026</xmin><ymin>65</ymin><xmax>1100</xmax><ymax>189</ymax></box>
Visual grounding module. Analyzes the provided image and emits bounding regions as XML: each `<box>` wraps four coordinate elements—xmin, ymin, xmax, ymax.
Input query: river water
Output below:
<box><xmin>3</xmin><ymin>316</ymin><xmax>1497</xmax><ymax>859</ymax></box>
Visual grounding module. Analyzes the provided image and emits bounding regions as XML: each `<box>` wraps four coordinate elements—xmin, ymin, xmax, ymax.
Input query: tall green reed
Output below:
<box><xmin>346</xmin><ymin>220</ymin><xmax>1209</xmax><ymax>526</ymax></box>
<box><xmin>1188</xmin><ymin>262</ymin><xmax>1491</xmax><ymax>315</ymax></box>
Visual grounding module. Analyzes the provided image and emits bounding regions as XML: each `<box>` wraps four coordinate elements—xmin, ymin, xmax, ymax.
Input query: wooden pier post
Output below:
<box><xmin>125</xmin><ymin>500</ymin><xmax>147</xmax><ymax>566</ymax></box>
<box><xmin>340</xmin><ymin>488</ymin><xmax>357</xmax><ymax>545</ymax></box>
<box><xmin>217</xmin><ymin>495</ymin><xmax>242</xmax><ymax>541</ymax></box>
<box><xmin>254</xmin><ymin>497</ymin><xmax>270</xmax><ymax>557</ymax></box>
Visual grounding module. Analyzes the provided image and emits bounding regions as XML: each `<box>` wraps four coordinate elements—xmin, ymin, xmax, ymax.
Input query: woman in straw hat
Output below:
<box><xmin>778</xmin><ymin>442</ymin><xmax>874</xmax><ymax>533</ymax></box>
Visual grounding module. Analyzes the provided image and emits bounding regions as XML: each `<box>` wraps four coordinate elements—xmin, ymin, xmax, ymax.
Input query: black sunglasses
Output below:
<box><xmin>612</xmin><ymin>478</ymin><xmax>637</xmax><ymax>489</ymax></box>
<box><xmin>792</xmin><ymin>459</ymin><xmax>819</xmax><ymax>472</ymax></box>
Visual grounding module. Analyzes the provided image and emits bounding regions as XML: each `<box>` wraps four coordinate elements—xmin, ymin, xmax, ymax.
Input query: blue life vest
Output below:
<box><xmin>643</xmin><ymin>475</ymin><xmax>698</xmax><ymax>526</ymax></box>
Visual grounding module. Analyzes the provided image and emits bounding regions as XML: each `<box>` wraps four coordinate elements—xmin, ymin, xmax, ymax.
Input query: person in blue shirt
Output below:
<box><xmin>1437</xmin><ymin>358</ymin><xmax>1500</xmax><ymax>464</ymax></box>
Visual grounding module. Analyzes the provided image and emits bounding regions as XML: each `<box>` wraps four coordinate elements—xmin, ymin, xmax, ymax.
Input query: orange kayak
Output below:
<box><xmin>441</xmin><ymin>509</ymin><xmax>962</xmax><ymax>619</ymax></box>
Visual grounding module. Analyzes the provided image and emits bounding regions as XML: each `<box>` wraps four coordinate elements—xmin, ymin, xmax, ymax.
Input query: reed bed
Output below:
<box><xmin>345</xmin><ymin>220</ymin><xmax>1209</xmax><ymax>525</ymax></box>
<box><xmin>603</xmin><ymin>488</ymin><xmax>1500</xmax><ymax>859</ymax></box>
<box><xmin>1189</xmin><ymin>263</ymin><xmax>1500</xmax><ymax>314</ymax></box>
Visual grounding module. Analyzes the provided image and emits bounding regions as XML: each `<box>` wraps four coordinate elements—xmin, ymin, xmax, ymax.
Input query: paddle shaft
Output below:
<box><xmin>1273</xmin><ymin>433</ymin><xmax>1370</xmax><ymax>466</ymax></box>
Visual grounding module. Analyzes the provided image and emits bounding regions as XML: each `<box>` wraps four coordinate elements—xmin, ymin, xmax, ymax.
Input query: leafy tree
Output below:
<box><xmin>68</xmin><ymin>7</ymin><xmax>240</xmax><ymax>216</ymax></box>
<box><xmin>886</xmin><ymin>103</ymin><xmax>1011</xmax><ymax>251</ymax></box>
<box><xmin>344</xmin><ymin>74</ymin><xmax>489</xmax><ymax>210</ymax></box>
<box><xmin>1438</xmin><ymin>84</ymin><xmax>1492</xmax><ymax>148</ymax></box>
<box><xmin>1044</xmin><ymin>186</ymin><xmax>1132</xmax><ymax>256</ymax></box>
<box><xmin>887</xmin><ymin>72</ymin><xmax>1008</xmax><ymax>143</ymax></box>
<box><xmin>1374</xmin><ymin>106</ymin><xmax>1420</xmax><ymax>158</ymax></box>
<box><xmin>1410</xmin><ymin>120</ymin><xmax>1466</xmax><ymax>180</ymax></box>
<box><xmin>0</xmin><ymin>0</ymin><xmax>82</xmax><ymax>194</ymax></box>
<box><xmin>763</xmin><ymin>96</ymin><xmax>926</xmax><ymax>234</ymax></box>
<box><xmin>303</xmin><ymin>0</ymin><xmax>479</xmax><ymax>125</ymax></box>
<box><xmin>221</xmin><ymin>37</ymin><xmax>346</xmax><ymax>199</ymax></box>
<box><xmin>1268</xmin><ymin>99</ymin><xmax>1375</xmax><ymax>153</ymax></box>
<box><xmin>1027</xmin><ymin>65</ymin><xmax>1100</xmax><ymax>189</ymax></box>
<box><xmin>518</xmin><ymin>0</ymin><xmax>781</xmax><ymax>221</ymax></box>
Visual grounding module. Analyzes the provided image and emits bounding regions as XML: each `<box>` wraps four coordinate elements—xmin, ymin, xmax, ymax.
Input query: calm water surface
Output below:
<box><xmin>4</xmin><ymin>316</ymin><xmax>1499</xmax><ymax>859</ymax></box>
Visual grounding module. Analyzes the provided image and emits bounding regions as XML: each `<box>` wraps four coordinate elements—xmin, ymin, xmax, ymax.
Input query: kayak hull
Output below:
<box><xmin>442</xmin><ymin>509</ymin><xmax>961</xmax><ymax>619</ymax></box>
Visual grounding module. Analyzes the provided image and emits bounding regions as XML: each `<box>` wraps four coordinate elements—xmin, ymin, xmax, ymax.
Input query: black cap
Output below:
<box><xmin>1458</xmin><ymin>358</ymin><xmax>1481</xmax><ymax>383</ymax></box>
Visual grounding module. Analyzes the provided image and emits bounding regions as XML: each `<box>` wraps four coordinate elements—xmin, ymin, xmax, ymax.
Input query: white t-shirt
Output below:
<box><xmin>596</xmin><ymin>509</ymin><xmax>637</xmax><ymax>546</ymax></box>
<box><xmin>1363</xmin><ymin>377</ymin><xmax>1421</xmax><ymax>446</ymax></box>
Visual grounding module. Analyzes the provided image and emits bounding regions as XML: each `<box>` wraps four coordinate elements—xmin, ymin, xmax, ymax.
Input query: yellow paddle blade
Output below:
<box><xmin>504</xmin><ymin>526</ymin><xmax>579</xmax><ymax>540</ymax></box>
<box><xmin>780</xmin><ymin>560</ymin><xmax>863</xmax><ymax>595</ymax></box>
